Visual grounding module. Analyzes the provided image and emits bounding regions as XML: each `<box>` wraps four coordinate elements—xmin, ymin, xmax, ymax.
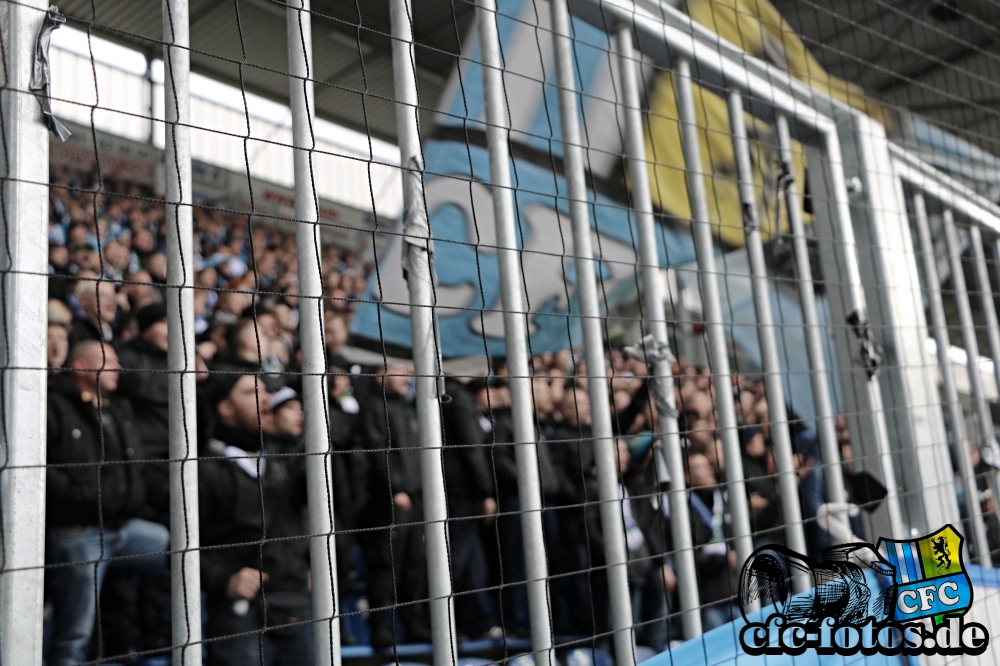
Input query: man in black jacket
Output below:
<box><xmin>547</xmin><ymin>386</ymin><xmax>602</xmax><ymax>635</ymax></box>
<box><xmin>327</xmin><ymin>366</ymin><xmax>365</xmax><ymax>603</ymax></box>
<box><xmin>359</xmin><ymin>363</ymin><xmax>431</xmax><ymax>647</ymax></box>
<box><xmin>198</xmin><ymin>365</ymin><xmax>313</xmax><ymax>665</ymax></box>
<box><xmin>619</xmin><ymin>435</ymin><xmax>677</xmax><ymax>650</ymax></box>
<box><xmin>477</xmin><ymin>375</ymin><xmax>560</xmax><ymax>636</ymax></box>
<box><xmin>740</xmin><ymin>426</ymin><xmax>781</xmax><ymax>546</ymax></box>
<box><xmin>45</xmin><ymin>340</ymin><xmax>169</xmax><ymax>666</ymax></box>
<box><xmin>100</xmin><ymin>303</ymin><xmax>172</xmax><ymax>658</ymax></box>
<box><xmin>441</xmin><ymin>377</ymin><xmax>498</xmax><ymax>639</ymax></box>
<box><xmin>117</xmin><ymin>303</ymin><xmax>170</xmax><ymax>524</ymax></box>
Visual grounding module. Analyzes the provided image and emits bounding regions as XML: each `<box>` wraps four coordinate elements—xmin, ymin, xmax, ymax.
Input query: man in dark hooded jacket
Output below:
<box><xmin>198</xmin><ymin>364</ymin><xmax>313</xmax><ymax>665</ymax></box>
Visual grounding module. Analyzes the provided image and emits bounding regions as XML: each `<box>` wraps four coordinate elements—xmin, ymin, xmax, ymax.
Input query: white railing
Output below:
<box><xmin>1</xmin><ymin>0</ymin><xmax>998</xmax><ymax>664</ymax></box>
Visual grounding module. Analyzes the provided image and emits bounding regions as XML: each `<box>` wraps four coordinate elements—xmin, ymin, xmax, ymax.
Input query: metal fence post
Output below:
<box><xmin>549</xmin><ymin>2</ymin><xmax>635</xmax><ymax>662</ymax></box>
<box><xmin>942</xmin><ymin>210</ymin><xmax>1000</xmax><ymax>528</ymax></box>
<box><xmin>388</xmin><ymin>1</ymin><xmax>457</xmax><ymax>664</ymax></box>
<box><xmin>286</xmin><ymin>3</ymin><xmax>342</xmax><ymax>664</ymax></box>
<box><xmin>163</xmin><ymin>0</ymin><xmax>203</xmax><ymax>662</ymax></box>
<box><xmin>838</xmin><ymin>120</ymin><xmax>956</xmax><ymax>538</ymax></box>
<box><xmin>585</xmin><ymin>0</ymin><xmax>928</xmax><ymax>539</ymax></box>
<box><xmin>775</xmin><ymin>115</ymin><xmax>847</xmax><ymax>532</ymax></box>
<box><xmin>821</xmin><ymin>126</ymin><xmax>905</xmax><ymax>539</ymax></box>
<box><xmin>727</xmin><ymin>93</ymin><xmax>808</xmax><ymax>588</ymax></box>
<box><xmin>912</xmin><ymin>195</ymin><xmax>990</xmax><ymax>565</ymax></box>
<box><xmin>968</xmin><ymin>225</ymin><xmax>1000</xmax><ymax>462</ymax></box>
<box><xmin>614</xmin><ymin>25</ymin><xmax>702</xmax><ymax>638</ymax></box>
<box><xmin>0</xmin><ymin>1</ymin><xmax>51</xmax><ymax>662</ymax></box>
<box><xmin>993</xmin><ymin>239</ymin><xmax>1000</xmax><ymax>306</ymax></box>
<box><xmin>673</xmin><ymin>59</ymin><xmax>756</xmax><ymax>582</ymax></box>
<box><xmin>474</xmin><ymin>2</ymin><xmax>556</xmax><ymax>663</ymax></box>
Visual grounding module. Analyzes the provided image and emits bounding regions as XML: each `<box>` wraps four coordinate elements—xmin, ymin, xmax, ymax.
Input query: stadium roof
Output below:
<box><xmin>773</xmin><ymin>0</ymin><xmax>1000</xmax><ymax>156</ymax></box>
<box><xmin>57</xmin><ymin>0</ymin><xmax>476</xmax><ymax>144</ymax></box>
<box><xmin>58</xmin><ymin>0</ymin><xmax>1000</xmax><ymax>157</ymax></box>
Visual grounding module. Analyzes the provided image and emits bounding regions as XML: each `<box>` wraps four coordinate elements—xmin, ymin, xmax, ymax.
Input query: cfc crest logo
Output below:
<box><xmin>738</xmin><ymin>525</ymin><xmax>989</xmax><ymax>656</ymax></box>
<box><xmin>877</xmin><ymin>525</ymin><xmax>972</xmax><ymax>622</ymax></box>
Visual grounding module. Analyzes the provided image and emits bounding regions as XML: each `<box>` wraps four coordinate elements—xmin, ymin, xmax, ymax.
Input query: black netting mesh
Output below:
<box><xmin>1</xmin><ymin>0</ymin><xmax>999</xmax><ymax>663</ymax></box>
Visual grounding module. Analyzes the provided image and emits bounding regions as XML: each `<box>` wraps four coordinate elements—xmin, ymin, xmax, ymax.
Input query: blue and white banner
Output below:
<box><xmin>352</xmin><ymin>0</ymin><xmax>696</xmax><ymax>358</ymax></box>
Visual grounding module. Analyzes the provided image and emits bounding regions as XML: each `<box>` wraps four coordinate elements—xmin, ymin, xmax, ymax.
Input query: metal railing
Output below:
<box><xmin>894</xmin><ymin>143</ymin><xmax>1000</xmax><ymax>568</ymax></box>
<box><xmin>1</xmin><ymin>0</ymin><xmax>999</xmax><ymax>663</ymax></box>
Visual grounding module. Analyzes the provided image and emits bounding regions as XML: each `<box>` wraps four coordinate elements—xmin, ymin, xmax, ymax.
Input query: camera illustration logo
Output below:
<box><xmin>738</xmin><ymin>525</ymin><xmax>990</xmax><ymax>656</ymax></box>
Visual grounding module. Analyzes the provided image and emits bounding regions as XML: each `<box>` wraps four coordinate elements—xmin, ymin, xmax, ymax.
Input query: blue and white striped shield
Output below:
<box><xmin>877</xmin><ymin>525</ymin><xmax>974</xmax><ymax>622</ymax></box>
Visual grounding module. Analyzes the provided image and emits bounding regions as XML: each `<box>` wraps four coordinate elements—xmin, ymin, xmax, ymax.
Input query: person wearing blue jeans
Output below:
<box><xmin>46</xmin><ymin>519</ymin><xmax>169</xmax><ymax>664</ymax></box>
<box><xmin>700</xmin><ymin>601</ymin><xmax>740</xmax><ymax>633</ymax></box>
<box><xmin>45</xmin><ymin>340</ymin><xmax>168</xmax><ymax>665</ymax></box>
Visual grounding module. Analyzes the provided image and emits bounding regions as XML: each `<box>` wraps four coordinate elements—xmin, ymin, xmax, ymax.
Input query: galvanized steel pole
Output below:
<box><xmin>674</xmin><ymin>60</ymin><xmax>756</xmax><ymax>580</ymax></box>
<box><xmin>943</xmin><ymin>210</ymin><xmax>1000</xmax><ymax>540</ymax></box>
<box><xmin>615</xmin><ymin>26</ymin><xmax>702</xmax><ymax>637</ymax></box>
<box><xmin>775</xmin><ymin>116</ymin><xmax>847</xmax><ymax>526</ymax></box>
<box><xmin>727</xmin><ymin>93</ymin><xmax>808</xmax><ymax>589</ymax></box>
<box><xmin>913</xmin><ymin>196</ymin><xmax>990</xmax><ymax>565</ymax></box>
<box><xmin>475</xmin><ymin>2</ymin><xmax>556</xmax><ymax>663</ymax></box>
<box><xmin>286</xmin><ymin>2</ymin><xmax>343</xmax><ymax>664</ymax></box>
<box><xmin>820</xmin><ymin>128</ymin><xmax>905</xmax><ymax>538</ymax></box>
<box><xmin>549</xmin><ymin>2</ymin><xmax>636</xmax><ymax>662</ymax></box>
<box><xmin>993</xmin><ymin>239</ymin><xmax>1000</xmax><ymax>306</ymax></box>
<box><xmin>388</xmin><ymin>1</ymin><xmax>457</xmax><ymax>664</ymax></box>
<box><xmin>969</xmin><ymin>225</ymin><xmax>1000</xmax><ymax>458</ymax></box>
<box><xmin>163</xmin><ymin>0</ymin><xmax>203</xmax><ymax>662</ymax></box>
<box><xmin>0</xmin><ymin>2</ymin><xmax>51</xmax><ymax>662</ymax></box>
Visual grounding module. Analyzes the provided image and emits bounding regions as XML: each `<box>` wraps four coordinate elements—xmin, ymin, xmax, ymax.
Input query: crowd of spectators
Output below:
<box><xmin>43</xmin><ymin>166</ymin><xmax>1000</xmax><ymax>666</ymax></box>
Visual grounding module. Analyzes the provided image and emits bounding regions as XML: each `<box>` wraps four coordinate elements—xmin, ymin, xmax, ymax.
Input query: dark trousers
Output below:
<box><xmin>542</xmin><ymin>506</ymin><xmax>569</xmax><ymax>634</ymax></box>
<box><xmin>449</xmin><ymin>498</ymin><xmax>493</xmax><ymax>637</ymax></box>
<box><xmin>497</xmin><ymin>497</ymin><xmax>531</xmax><ymax>634</ymax></box>
<box><xmin>543</xmin><ymin>504</ymin><xmax>594</xmax><ymax>635</ymax></box>
<box><xmin>553</xmin><ymin>506</ymin><xmax>602</xmax><ymax>637</ymax></box>
<box><xmin>97</xmin><ymin>570</ymin><xmax>173</xmax><ymax>658</ymax></box>
<box><xmin>95</xmin><ymin>569</ymin><xmax>139</xmax><ymax>658</ymax></box>
<box><xmin>631</xmin><ymin>570</ymin><xmax>669</xmax><ymax>650</ymax></box>
<box><xmin>362</xmin><ymin>496</ymin><xmax>430</xmax><ymax>643</ymax></box>
<box><xmin>141</xmin><ymin>574</ymin><xmax>173</xmax><ymax>652</ymax></box>
<box><xmin>495</xmin><ymin>496</ymin><xmax>529</xmax><ymax>634</ymax></box>
<box><xmin>46</xmin><ymin>519</ymin><xmax>170</xmax><ymax>666</ymax></box>
<box><xmin>206</xmin><ymin>601</ymin><xmax>313</xmax><ymax>666</ymax></box>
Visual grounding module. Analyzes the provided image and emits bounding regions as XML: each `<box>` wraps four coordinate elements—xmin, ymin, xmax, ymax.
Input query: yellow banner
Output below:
<box><xmin>643</xmin><ymin>0</ymin><xmax>888</xmax><ymax>248</ymax></box>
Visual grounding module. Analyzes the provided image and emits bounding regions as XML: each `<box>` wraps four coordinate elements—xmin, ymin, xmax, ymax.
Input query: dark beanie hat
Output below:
<box><xmin>739</xmin><ymin>425</ymin><xmax>765</xmax><ymax>449</ymax></box>
<box><xmin>203</xmin><ymin>362</ymin><xmax>257</xmax><ymax>406</ymax></box>
<box><xmin>136</xmin><ymin>303</ymin><xmax>168</xmax><ymax>333</ymax></box>
<box><xmin>241</xmin><ymin>296</ymin><xmax>277</xmax><ymax>320</ymax></box>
